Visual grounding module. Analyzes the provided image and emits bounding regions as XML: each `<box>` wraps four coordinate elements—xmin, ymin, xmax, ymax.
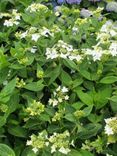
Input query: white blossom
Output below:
<box><xmin>109</xmin><ymin>42</ymin><xmax>117</xmax><ymax>56</ymax></box>
<box><xmin>61</xmin><ymin>86</ymin><xmax>68</xmax><ymax>93</ymax></box>
<box><xmin>32</xmin><ymin>147</ymin><xmax>38</xmax><ymax>153</ymax></box>
<box><xmin>51</xmin><ymin>145</ymin><xmax>56</xmax><ymax>153</ymax></box>
<box><xmin>59</xmin><ymin>147</ymin><xmax>71</xmax><ymax>155</ymax></box>
<box><xmin>26</xmin><ymin>140</ymin><xmax>32</xmax><ymax>145</ymax></box>
<box><xmin>30</xmin><ymin>46</ymin><xmax>37</xmax><ymax>53</ymax></box>
<box><xmin>85</xmin><ymin>46</ymin><xmax>103</xmax><ymax>61</ymax></box>
<box><xmin>104</xmin><ymin>117</ymin><xmax>117</xmax><ymax>136</ymax></box>
<box><xmin>20</xmin><ymin>31</ymin><xmax>28</xmax><ymax>39</ymax></box>
<box><xmin>4</xmin><ymin>19</ymin><xmax>14</xmax><ymax>27</ymax></box>
<box><xmin>105</xmin><ymin>125</ymin><xmax>114</xmax><ymax>136</ymax></box>
<box><xmin>32</xmin><ymin>33</ymin><xmax>40</xmax><ymax>42</ymax></box>
<box><xmin>64</xmin><ymin>95</ymin><xmax>69</xmax><ymax>100</ymax></box>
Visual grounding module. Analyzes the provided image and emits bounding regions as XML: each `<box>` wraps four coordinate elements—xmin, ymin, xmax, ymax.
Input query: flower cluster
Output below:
<box><xmin>81</xmin><ymin>136</ymin><xmax>104</xmax><ymax>154</ymax></box>
<box><xmin>26</xmin><ymin>131</ymin><xmax>49</xmax><ymax>153</ymax></box>
<box><xmin>66</xmin><ymin>0</ymin><xmax>82</xmax><ymax>4</ymax></box>
<box><xmin>48</xmin><ymin>86</ymin><xmax>69</xmax><ymax>107</ymax></box>
<box><xmin>106</xmin><ymin>2</ymin><xmax>117</xmax><ymax>13</ymax></box>
<box><xmin>0</xmin><ymin>104</ymin><xmax>8</xmax><ymax>113</ymax></box>
<box><xmin>83</xmin><ymin>19</ymin><xmax>117</xmax><ymax>61</ymax></box>
<box><xmin>46</xmin><ymin>40</ymin><xmax>82</xmax><ymax>61</ymax></box>
<box><xmin>100</xmin><ymin>20</ymin><xmax>117</xmax><ymax>38</ymax></box>
<box><xmin>52</xmin><ymin>109</ymin><xmax>65</xmax><ymax>122</ymax></box>
<box><xmin>48</xmin><ymin>131</ymin><xmax>71</xmax><ymax>154</ymax></box>
<box><xmin>25</xmin><ymin>100</ymin><xmax>45</xmax><ymax>116</ymax></box>
<box><xmin>4</xmin><ymin>9</ymin><xmax>21</xmax><ymax>27</ymax></box>
<box><xmin>84</xmin><ymin>45</ymin><xmax>105</xmax><ymax>61</ymax></box>
<box><xmin>15</xmin><ymin>26</ymin><xmax>53</xmax><ymax>42</ymax></box>
<box><xmin>26</xmin><ymin>3</ymin><xmax>48</xmax><ymax>13</ymax></box>
<box><xmin>104</xmin><ymin>117</ymin><xmax>117</xmax><ymax>136</ymax></box>
<box><xmin>16</xmin><ymin>78</ymin><xmax>26</xmax><ymax>88</ymax></box>
<box><xmin>27</xmin><ymin>130</ymin><xmax>71</xmax><ymax>154</ymax></box>
<box><xmin>80</xmin><ymin>8</ymin><xmax>93</xmax><ymax>18</ymax></box>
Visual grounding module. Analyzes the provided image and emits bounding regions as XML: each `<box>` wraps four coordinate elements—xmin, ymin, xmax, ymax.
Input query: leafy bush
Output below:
<box><xmin>0</xmin><ymin>0</ymin><xmax>117</xmax><ymax>156</ymax></box>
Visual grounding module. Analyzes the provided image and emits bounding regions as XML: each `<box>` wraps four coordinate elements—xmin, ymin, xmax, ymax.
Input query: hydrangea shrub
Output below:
<box><xmin>0</xmin><ymin>0</ymin><xmax>117</xmax><ymax>156</ymax></box>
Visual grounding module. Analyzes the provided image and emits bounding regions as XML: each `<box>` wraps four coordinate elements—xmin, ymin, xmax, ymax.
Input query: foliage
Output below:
<box><xmin>0</xmin><ymin>0</ymin><xmax>117</xmax><ymax>156</ymax></box>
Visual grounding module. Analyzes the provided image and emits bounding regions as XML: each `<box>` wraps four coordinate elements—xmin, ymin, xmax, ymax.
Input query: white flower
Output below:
<box><xmin>72</xmin><ymin>27</ymin><xmax>79</xmax><ymax>34</ymax></box>
<box><xmin>56</xmin><ymin>86</ymin><xmax>61</xmax><ymax>92</ymax></box>
<box><xmin>12</xmin><ymin>9</ymin><xmax>21</xmax><ymax>20</ymax></box>
<box><xmin>106</xmin><ymin>154</ymin><xmax>113</xmax><ymax>156</ymax></box>
<box><xmin>100</xmin><ymin>20</ymin><xmax>112</xmax><ymax>33</ymax></box>
<box><xmin>110</xmin><ymin>30</ymin><xmax>117</xmax><ymax>37</ymax></box>
<box><xmin>32</xmin><ymin>33</ymin><xmax>40</xmax><ymax>42</ymax></box>
<box><xmin>46</xmin><ymin>48</ymin><xmax>58</xmax><ymax>59</ymax></box>
<box><xmin>52</xmin><ymin>99</ymin><xmax>58</xmax><ymax>107</ymax></box>
<box><xmin>105</xmin><ymin>125</ymin><xmax>114</xmax><ymax>136</ymax></box>
<box><xmin>49</xmin><ymin>99</ymin><xmax>58</xmax><ymax>107</ymax></box>
<box><xmin>60</xmin><ymin>53</ymin><xmax>68</xmax><ymax>59</ymax></box>
<box><xmin>59</xmin><ymin>147</ymin><xmax>71</xmax><ymax>155</ymax></box>
<box><xmin>58</xmin><ymin>97</ymin><xmax>63</xmax><ymax>103</ymax></box>
<box><xmin>92</xmin><ymin>51</ymin><xmax>102</xmax><ymax>61</ymax></box>
<box><xmin>13</xmin><ymin>21</ymin><xmax>19</xmax><ymax>25</ymax></box>
<box><xmin>32</xmin><ymin>147</ymin><xmax>38</xmax><ymax>153</ymax></box>
<box><xmin>45</xmin><ymin>142</ymin><xmax>49</xmax><ymax>146</ymax></box>
<box><xmin>41</xmin><ymin>27</ymin><xmax>53</xmax><ymax>37</ymax></box>
<box><xmin>4</xmin><ymin>19</ymin><xmax>14</xmax><ymax>27</ymax></box>
<box><xmin>104</xmin><ymin>117</ymin><xmax>117</xmax><ymax>136</ymax></box>
<box><xmin>64</xmin><ymin>95</ymin><xmax>69</xmax><ymax>100</ymax></box>
<box><xmin>15</xmin><ymin>15</ymin><xmax>20</xmax><ymax>20</ymax></box>
<box><xmin>61</xmin><ymin>86</ymin><xmax>68</xmax><ymax>93</ymax></box>
<box><xmin>51</xmin><ymin>145</ymin><xmax>56</xmax><ymax>153</ymax></box>
<box><xmin>109</xmin><ymin>42</ymin><xmax>117</xmax><ymax>56</ymax></box>
<box><xmin>53</xmin><ymin>91</ymin><xmax>57</xmax><ymax>96</ymax></box>
<box><xmin>48</xmin><ymin>99</ymin><xmax>53</xmax><ymax>105</ymax></box>
<box><xmin>26</xmin><ymin>140</ymin><xmax>32</xmax><ymax>145</ymax></box>
<box><xmin>20</xmin><ymin>31</ymin><xmax>28</xmax><ymax>39</ymax></box>
<box><xmin>69</xmin><ymin>55</ymin><xmax>82</xmax><ymax>62</ymax></box>
<box><xmin>30</xmin><ymin>46</ymin><xmax>37</xmax><ymax>53</ymax></box>
<box><xmin>86</xmin><ymin>47</ymin><xmax>103</xmax><ymax>61</ymax></box>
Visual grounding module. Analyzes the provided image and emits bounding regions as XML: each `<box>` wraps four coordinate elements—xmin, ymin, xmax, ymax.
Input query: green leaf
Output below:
<box><xmin>110</xmin><ymin>96</ymin><xmax>117</xmax><ymax>112</ymax></box>
<box><xmin>0</xmin><ymin>78</ymin><xmax>16</xmax><ymax>103</ymax></box>
<box><xmin>68</xmin><ymin>149</ymin><xmax>94</xmax><ymax>156</ymax></box>
<box><xmin>100</xmin><ymin>76</ymin><xmax>117</xmax><ymax>84</ymax></box>
<box><xmin>0</xmin><ymin>144</ymin><xmax>15</xmax><ymax>156</ymax></box>
<box><xmin>60</xmin><ymin>70</ymin><xmax>72</xmax><ymax>86</ymax></box>
<box><xmin>64</xmin><ymin>113</ymin><xmax>76</xmax><ymax>123</ymax></box>
<box><xmin>21</xmin><ymin>147</ymin><xmax>36</xmax><ymax>156</ymax></box>
<box><xmin>0</xmin><ymin>68</ymin><xmax>9</xmax><ymax>84</ymax></box>
<box><xmin>48</xmin><ymin>64</ymin><xmax>61</xmax><ymax>85</ymax></box>
<box><xmin>24</xmin><ymin>80</ymin><xmax>44</xmax><ymax>91</ymax></box>
<box><xmin>68</xmin><ymin>150</ymin><xmax>82</xmax><ymax>156</ymax></box>
<box><xmin>78</xmin><ymin>69</ymin><xmax>91</xmax><ymax>80</ymax></box>
<box><xmin>110</xmin><ymin>96</ymin><xmax>117</xmax><ymax>103</ymax></box>
<box><xmin>63</xmin><ymin>59</ymin><xmax>78</xmax><ymax>70</ymax></box>
<box><xmin>78</xmin><ymin>123</ymin><xmax>102</xmax><ymax>139</ymax></box>
<box><xmin>94</xmin><ymin>85</ymin><xmax>112</xmax><ymax>109</ymax></box>
<box><xmin>8</xmin><ymin>126</ymin><xmax>27</xmax><ymax>138</ymax></box>
<box><xmin>0</xmin><ymin>116</ymin><xmax>7</xmax><ymax>128</ymax></box>
<box><xmin>79</xmin><ymin>150</ymin><xmax>94</xmax><ymax>156</ymax></box>
<box><xmin>83</xmin><ymin>105</ymin><xmax>93</xmax><ymax>117</ymax></box>
<box><xmin>76</xmin><ymin>88</ymin><xmax>93</xmax><ymax>106</ymax></box>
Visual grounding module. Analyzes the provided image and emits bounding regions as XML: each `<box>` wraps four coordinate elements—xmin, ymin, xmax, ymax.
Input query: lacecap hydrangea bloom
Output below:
<box><xmin>80</xmin><ymin>8</ymin><xmax>93</xmax><ymax>18</ymax></box>
<box><xmin>48</xmin><ymin>86</ymin><xmax>69</xmax><ymax>107</ymax></box>
<box><xmin>106</xmin><ymin>2</ymin><xmax>117</xmax><ymax>13</ymax></box>
<box><xmin>104</xmin><ymin>117</ymin><xmax>117</xmax><ymax>136</ymax></box>
<box><xmin>57</xmin><ymin>0</ymin><xmax>82</xmax><ymax>4</ymax></box>
<box><xmin>89</xmin><ymin>0</ymin><xmax>101</xmax><ymax>2</ymax></box>
<box><xmin>66</xmin><ymin>0</ymin><xmax>82</xmax><ymax>4</ymax></box>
